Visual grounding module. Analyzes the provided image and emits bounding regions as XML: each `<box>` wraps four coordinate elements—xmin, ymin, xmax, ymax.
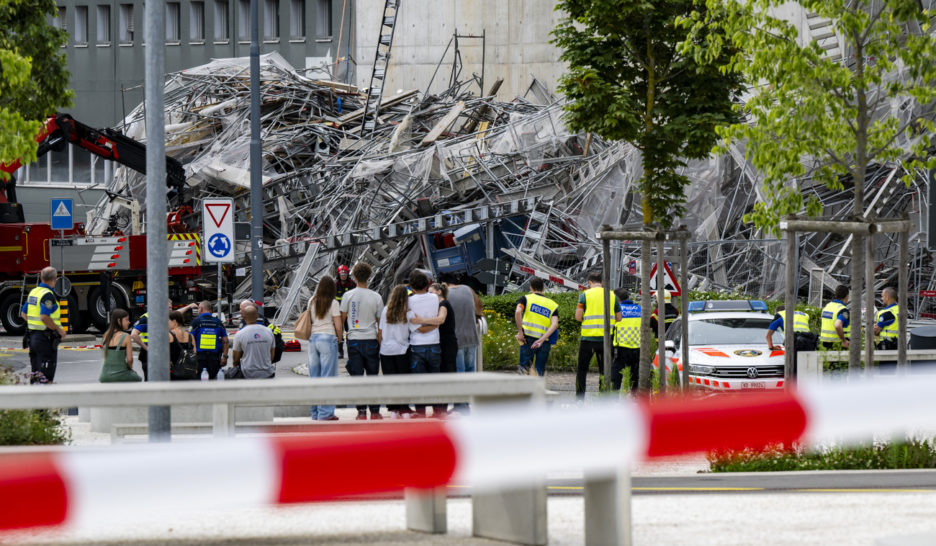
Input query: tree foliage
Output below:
<box><xmin>681</xmin><ymin>0</ymin><xmax>936</xmax><ymax>233</ymax></box>
<box><xmin>552</xmin><ymin>0</ymin><xmax>744</xmax><ymax>226</ymax></box>
<box><xmin>0</xmin><ymin>0</ymin><xmax>72</xmax><ymax>176</ymax></box>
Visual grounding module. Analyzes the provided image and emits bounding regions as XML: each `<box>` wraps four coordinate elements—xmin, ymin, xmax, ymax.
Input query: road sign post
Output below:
<box><xmin>204</xmin><ymin>199</ymin><xmax>234</xmax><ymax>319</ymax></box>
<box><xmin>50</xmin><ymin>198</ymin><xmax>74</xmax><ymax>296</ymax></box>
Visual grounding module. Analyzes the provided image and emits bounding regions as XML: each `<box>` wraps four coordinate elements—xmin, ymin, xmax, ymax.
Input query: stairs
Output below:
<box><xmin>807</xmin><ymin>12</ymin><xmax>842</xmax><ymax>62</ymax></box>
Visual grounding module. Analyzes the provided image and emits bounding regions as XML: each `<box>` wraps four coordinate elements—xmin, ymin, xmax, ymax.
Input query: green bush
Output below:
<box><xmin>709</xmin><ymin>439</ymin><xmax>936</xmax><ymax>472</ymax></box>
<box><xmin>0</xmin><ymin>366</ymin><xmax>70</xmax><ymax>446</ymax></box>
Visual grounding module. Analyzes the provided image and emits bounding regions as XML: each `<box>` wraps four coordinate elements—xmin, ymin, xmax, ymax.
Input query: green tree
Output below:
<box><xmin>0</xmin><ymin>0</ymin><xmax>73</xmax><ymax>176</ymax></box>
<box><xmin>682</xmin><ymin>0</ymin><xmax>936</xmax><ymax>371</ymax></box>
<box><xmin>552</xmin><ymin>0</ymin><xmax>743</xmax><ymax>391</ymax></box>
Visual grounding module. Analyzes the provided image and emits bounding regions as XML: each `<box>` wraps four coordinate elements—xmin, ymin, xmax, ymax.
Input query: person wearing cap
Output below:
<box><xmin>649</xmin><ymin>290</ymin><xmax>679</xmax><ymax>337</ymax></box>
<box><xmin>335</xmin><ymin>264</ymin><xmax>355</xmax><ymax>358</ymax></box>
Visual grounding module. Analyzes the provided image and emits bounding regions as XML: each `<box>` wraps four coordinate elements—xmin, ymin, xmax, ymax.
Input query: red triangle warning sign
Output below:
<box><xmin>205</xmin><ymin>203</ymin><xmax>231</xmax><ymax>228</ymax></box>
<box><xmin>648</xmin><ymin>262</ymin><xmax>682</xmax><ymax>296</ymax></box>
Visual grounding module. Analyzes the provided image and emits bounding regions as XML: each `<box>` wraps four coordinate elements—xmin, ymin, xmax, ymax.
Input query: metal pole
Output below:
<box><xmin>656</xmin><ymin>239</ymin><xmax>666</xmax><ymax>393</ymax></box>
<box><xmin>144</xmin><ymin>0</ymin><xmax>170</xmax><ymax>442</ymax></box>
<box><xmin>849</xmin><ymin>235</ymin><xmax>862</xmax><ymax>373</ymax></box>
<box><xmin>486</xmin><ymin>222</ymin><xmax>495</xmax><ymax>296</ymax></box>
<box><xmin>679</xmin><ymin>236</ymin><xmax>689</xmax><ymax>390</ymax></box>
<box><xmin>249</xmin><ymin>0</ymin><xmax>264</xmax><ymax>305</ymax></box>
<box><xmin>601</xmin><ymin>235</ymin><xmax>612</xmax><ymax>392</ymax></box>
<box><xmin>898</xmin><ymin>226</ymin><xmax>909</xmax><ymax>370</ymax></box>
<box><xmin>784</xmin><ymin>229</ymin><xmax>795</xmax><ymax>382</ymax></box>
<box><xmin>865</xmin><ymin>232</ymin><xmax>875</xmax><ymax>376</ymax></box>
<box><xmin>217</xmin><ymin>262</ymin><xmax>222</xmax><ymax>317</ymax></box>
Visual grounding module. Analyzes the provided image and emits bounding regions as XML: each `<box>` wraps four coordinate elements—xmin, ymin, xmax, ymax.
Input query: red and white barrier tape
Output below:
<box><xmin>2</xmin><ymin>373</ymin><xmax>936</xmax><ymax>532</ymax></box>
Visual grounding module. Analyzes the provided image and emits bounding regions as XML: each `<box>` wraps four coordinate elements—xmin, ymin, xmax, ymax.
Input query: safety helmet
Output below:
<box><xmin>663</xmin><ymin>290</ymin><xmax>672</xmax><ymax>304</ymax></box>
<box><xmin>337</xmin><ymin>265</ymin><xmax>350</xmax><ymax>274</ymax></box>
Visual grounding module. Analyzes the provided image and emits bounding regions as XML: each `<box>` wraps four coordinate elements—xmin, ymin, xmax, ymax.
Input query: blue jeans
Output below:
<box><xmin>308</xmin><ymin>333</ymin><xmax>338</xmax><ymax>419</ymax></box>
<box><xmin>455</xmin><ymin>345</ymin><xmax>477</xmax><ymax>373</ymax></box>
<box><xmin>411</xmin><ymin>344</ymin><xmax>441</xmax><ymax>415</ymax></box>
<box><xmin>519</xmin><ymin>336</ymin><xmax>552</xmax><ymax>376</ymax></box>
<box><xmin>347</xmin><ymin>338</ymin><xmax>381</xmax><ymax>414</ymax></box>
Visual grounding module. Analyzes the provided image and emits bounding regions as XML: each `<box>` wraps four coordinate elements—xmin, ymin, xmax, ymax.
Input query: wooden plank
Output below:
<box><xmin>420</xmin><ymin>101</ymin><xmax>465</xmax><ymax>146</ymax></box>
<box><xmin>335</xmin><ymin>89</ymin><xmax>419</xmax><ymax>126</ymax></box>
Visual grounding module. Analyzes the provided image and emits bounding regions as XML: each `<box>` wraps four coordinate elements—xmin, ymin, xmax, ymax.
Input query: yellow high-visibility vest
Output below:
<box><xmin>138</xmin><ymin>313</ymin><xmax>149</xmax><ymax>343</ymax></box>
<box><xmin>521</xmin><ymin>293</ymin><xmax>558</xmax><ymax>338</ymax></box>
<box><xmin>25</xmin><ymin>286</ymin><xmax>60</xmax><ymax>331</ymax></box>
<box><xmin>580</xmin><ymin>287</ymin><xmax>617</xmax><ymax>338</ymax></box>
<box><xmin>777</xmin><ymin>311</ymin><xmax>811</xmax><ymax>334</ymax></box>
<box><xmin>614</xmin><ymin>303</ymin><xmax>641</xmax><ymax>348</ymax></box>
<box><xmin>876</xmin><ymin>304</ymin><xmax>899</xmax><ymax>340</ymax></box>
<box><xmin>820</xmin><ymin>301</ymin><xmax>849</xmax><ymax>342</ymax></box>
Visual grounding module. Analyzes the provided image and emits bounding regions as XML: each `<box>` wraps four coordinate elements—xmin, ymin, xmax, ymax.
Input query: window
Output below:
<box><xmin>190</xmin><ymin>1</ymin><xmax>205</xmax><ymax>41</ymax></box>
<box><xmin>118</xmin><ymin>4</ymin><xmax>133</xmax><ymax>43</ymax></box>
<box><xmin>74</xmin><ymin>5</ymin><xmax>88</xmax><ymax>44</ymax></box>
<box><xmin>237</xmin><ymin>0</ymin><xmax>248</xmax><ymax>40</ymax></box>
<box><xmin>314</xmin><ymin>0</ymin><xmax>330</xmax><ymax>37</ymax></box>
<box><xmin>166</xmin><ymin>2</ymin><xmax>180</xmax><ymax>41</ymax></box>
<box><xmin>213</xmin><ymin>0</ymin><xmax>229</xmax><ymax>41</ymax></box>
<box><xmin>52</xmin><ymin>6</ymin><xmax>67</xmax><ymax>31</ymax></box>
<box><xmin>289</xmin><ymin>0</ymin><xmax>304</xmax><ymax>38</ymax></box>
<box><xmin>96</xmin><ymin>5</ymin><xmax>110</xmax><ymax>44</ymax></box>
<box><xmin>262</xmin><ymin>0</ymin><xmax>278</xmax><ymax>39</ymax></box>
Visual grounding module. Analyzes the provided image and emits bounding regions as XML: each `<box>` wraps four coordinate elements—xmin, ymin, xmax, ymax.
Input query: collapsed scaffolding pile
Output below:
<box><xmin>84</xmin><ymin>50</ymin><xmax>935</xmax><ymax>319</ymax></box>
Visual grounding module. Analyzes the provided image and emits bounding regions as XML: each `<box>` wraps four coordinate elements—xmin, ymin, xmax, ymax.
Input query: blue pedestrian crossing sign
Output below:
<box><xmin>50</xmin><ymin>199</ymin><xmax>73</xmax><ymax>230</ymax></box>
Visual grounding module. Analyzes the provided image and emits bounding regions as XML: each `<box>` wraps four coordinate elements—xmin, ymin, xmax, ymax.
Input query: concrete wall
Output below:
<box><xmin>354</xmin><ymin>0</ymin><xmax>564</xmax><ymax>101</ymax></box>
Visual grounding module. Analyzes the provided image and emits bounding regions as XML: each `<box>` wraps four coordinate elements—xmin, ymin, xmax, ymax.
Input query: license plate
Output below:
<box><xmin>740</xmin><ymin>382</ymin><xmax>766</xmax><ymax>389</ymax></box>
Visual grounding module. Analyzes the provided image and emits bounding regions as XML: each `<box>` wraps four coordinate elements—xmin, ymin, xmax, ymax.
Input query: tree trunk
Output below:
<box><xmin>638</xmin><ymin>238</ymin><xmax>652</xmax><ymax>392</ymax></box>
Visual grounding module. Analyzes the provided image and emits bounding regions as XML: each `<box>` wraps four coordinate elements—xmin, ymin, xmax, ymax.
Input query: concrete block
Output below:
<box><xmin>877</xmin><ymin>533</ymin><xmax>936</xmax><ymax>545</ymax></box>
<box><xmin>584</xmin><ymin>470</ymin><xmax>632</xmax><ymax>546</ymax></box>
<box><xmin>78</xmin><ymin>406</ymin><xmax>91</xmax><ymax>423</ymax></box>
<box><xmin>472</xmin><ymin>484</ymin><xmax>547</xmax><ymax>545</ymax></box>
<box><xmin>90</xmin><ymin>404</ymin><xmax>274</xmax><ymax>433</ymax></box>
<box><xmin>405</xmin><ymin>487</ymin><xmax>447</xmax><ymax>534</ymax></box>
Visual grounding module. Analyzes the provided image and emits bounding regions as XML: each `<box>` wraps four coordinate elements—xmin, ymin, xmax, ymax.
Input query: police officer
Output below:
<box><xmin>190</xmin><ymin>300</ymin><xmax>229</xmax><ymax>379</ymax></box>
<box><xmin>514</xmin><ymin>277</ymin><xmax>559</xmax><ymax>376</ymax></box>
<box><xmin>649</xmin><ymin>290</ymin><xmax>680</xmax><ymax>336</ymax></box>
<box><xmin>766</xmin><ymin>305</ymin><xmax>817</xmax><ymax>377</ymax></box>
<box><xmin>874</xmin><ymin>286</ymin><xmax>899</xmax><ymax>350</ymax></box>
<box><xmin>574</xmin><ymin>270</ymin><xmax>621</xmax><ymax>398</ymax></box>
<box><xmin>820</xmin><ymin>285</ymin><xmax>851</xmax><ymax>350</ymax></box>
<box><xmin>612</xmin><ymin>288</ymin><xmax>641</xmax><ymax>392</ymax></box>
<box><xmin>20</xmin><ymin>267</ymin><xmax>66</xmax><ymax>384</ymax></box>
<box><xmin>132</xmin><ymin>300</ymin><xmax>188</xmax><ymax>380</ymax></box>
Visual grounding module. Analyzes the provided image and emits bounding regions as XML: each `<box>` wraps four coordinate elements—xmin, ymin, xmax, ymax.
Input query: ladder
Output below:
<box><xmin>360</xmin><ymin>0</ymin><xmax>400</xmax><ymax>136</ymax></box>
<box><xmin>272</xmin><ymin>242</ymin><xmax>322</xmax><ymax>326</ymax></box>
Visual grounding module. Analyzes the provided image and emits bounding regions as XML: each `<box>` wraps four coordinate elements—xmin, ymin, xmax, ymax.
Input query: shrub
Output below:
<box><xmin>709</xmin><ymin>439</ymin><xmax>936</xmax><ymax>472</ymax></box>
<box><xmin>0</xmin><ymin>366</ymin><xmax>70</xmax><ymax>446</ymax></box>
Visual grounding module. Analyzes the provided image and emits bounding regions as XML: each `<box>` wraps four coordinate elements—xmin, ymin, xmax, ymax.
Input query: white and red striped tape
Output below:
<box><xmin>515</xmin><ymin>265</ymin><xmax>586</xmax><ymax>291</ymax></box>
<box><xmin>2</xmin><ymin>373</ymin><xmax>936</xmax><ymax>532</ymax></box>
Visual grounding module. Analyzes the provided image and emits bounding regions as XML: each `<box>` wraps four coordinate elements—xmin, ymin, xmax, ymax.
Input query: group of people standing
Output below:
<box><xmin>302</xmin><ymin>264</ymin><xmax>483</xmax><ymax>421</ymax></box>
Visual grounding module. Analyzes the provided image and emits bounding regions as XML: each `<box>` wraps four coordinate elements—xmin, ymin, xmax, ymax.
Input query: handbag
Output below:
<box><xmin>294</xmin><ymin>307</ymin><xmax>312</xmax><ymax>341</ymax></box>
<box><xmin>170</xmin><ymin>335</ymin><xmax>199</xmax><ymax>380</ymax></box>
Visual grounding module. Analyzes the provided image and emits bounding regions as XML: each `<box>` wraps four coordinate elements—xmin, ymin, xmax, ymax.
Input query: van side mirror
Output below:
<box><xmin>664</xmin><ymin>340</ymin><xmax>675</xmax><ymax>351</ymax></box>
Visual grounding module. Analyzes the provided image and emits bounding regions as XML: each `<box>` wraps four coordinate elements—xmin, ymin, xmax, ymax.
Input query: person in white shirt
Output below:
<box><xmin>306</xmin><ymin>276</ymin><xmax>343</xmax><ymax>421</ymax></box>
<box><xmin>407</xmin><ymin>270</ymin><xmax>441</xmax><ymax>418</ymax></box>
<box><xmin>378</xmin><ymin>284</ymin><xmax>415</xmax><ymax>418</ymax></box>
<box><xmin>340</xmin><ymin>263</ymin><xmax>385</xmax><ymax>420</ymax></box>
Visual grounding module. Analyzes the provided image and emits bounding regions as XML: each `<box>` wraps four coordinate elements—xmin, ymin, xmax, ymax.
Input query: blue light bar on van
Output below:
<box><xmin>688</xmin><ymin>301</ymin><xmax>706</xmax><ymax>312</ymax></box>
<box><xmin>749</xmin><ymin>300</ymin><xmax>768</xmax><ymax>311</ymax></box>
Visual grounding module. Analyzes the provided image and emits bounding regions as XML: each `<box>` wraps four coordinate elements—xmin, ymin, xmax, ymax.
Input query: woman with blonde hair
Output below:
<box><xmin>379</xmin><ymin>284</ymin><xmax>414</xmax><ymax>417</ymax></box>
<box><xmin>307</xmin><ymin>275</ymin><xmax>343</xmax><ymax>420</ymax></box>
<box><xmin>99</xmin><ymin>309</ymin><xmax>142</xmax><ymax>382</ymax></box>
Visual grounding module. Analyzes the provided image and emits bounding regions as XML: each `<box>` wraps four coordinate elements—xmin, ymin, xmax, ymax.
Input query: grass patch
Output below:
<box><xmin>0</xmin><ymin>366</ymin><xmax>71</xmax><ymax>446</ymax></box>
<box><xmin>709</xmin><ymin>439</ymin><xmax>936</xmax><ymax>472</ymax></box>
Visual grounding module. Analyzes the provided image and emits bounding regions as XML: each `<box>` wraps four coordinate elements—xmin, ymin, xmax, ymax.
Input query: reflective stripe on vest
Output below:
<box><xmin>198</xmin><ymin>319</ymin><xmax>219</xmax><ymax>351</ymax></box>
<box><xmin>25</xmin><ymin>286</ymin><xmax>60</xmax><ymax>331</ymax></box>
<box><xmin>521</xmin><ymin>293</ymin><xmax>558</xmax><ymax>338</ymax></box>
<box><xmin>580</xmin><ymin>287</ymin><xmax>616</xmax><ymax>337</ymax></box>
<box><xmin>613</xmin><ymin>304</ymin><xmax>641</xmax><ymax>348</ymax></box>
<box><xmin>820</xmin><ymin>301</ymin><xmax>849</xmax><ymax>342</ymax></box>
<box><xmin>778</xmin><ymin>311</ymin><xmax>811</xmax><ymax>334</ymax></box>
<box><xmin>138</xmin><ymin>313</ymin><xmax>149</xmax><ymax>343</ymax></box>
<box><xmin>876</xmin><ymin>304</ymin><xmax>899</xmax><ymax>340</ymax></box>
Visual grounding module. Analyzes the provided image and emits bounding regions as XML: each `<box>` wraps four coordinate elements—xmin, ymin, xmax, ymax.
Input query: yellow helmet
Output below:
<box><xmin>663</xmin><ymin>290</ymin><xmax>672</xmax><ymax>303</ymax></box>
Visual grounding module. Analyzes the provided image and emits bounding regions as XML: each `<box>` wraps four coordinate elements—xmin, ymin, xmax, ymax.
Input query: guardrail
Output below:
<box><xmin>0</xmin><ymin>373</ymin><xmax>559</xmax><ymax>545</ymax></box>
<box><xmin>797</xmin><ymin>349</ymin><xmax>936</xmax><ymax>381</ymax></box>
